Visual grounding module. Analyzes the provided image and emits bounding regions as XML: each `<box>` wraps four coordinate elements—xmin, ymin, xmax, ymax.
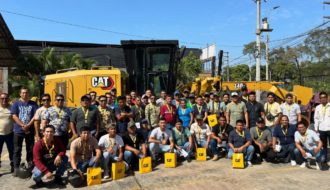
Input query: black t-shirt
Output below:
<box><xmin>246</xmin><ymin>101</ymin><xmax>264</xmax><ymax>127</ymax></box>
<box><xmin>122</xmin><ymin>132</ymin><xmax>144</xmax><ymax>150</ymax></box>
<box><xmin>211</xmin><ymin>124</ymin><xmax>234</xmax><ymax>141</ymax></box>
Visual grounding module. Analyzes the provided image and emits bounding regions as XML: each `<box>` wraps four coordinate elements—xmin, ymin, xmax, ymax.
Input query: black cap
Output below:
<box><xmin>81</xmin><ymin>95</ymin><xmax>90</xmax><ymax>101</ymax></box>
<box><xmin>257</xmin><ymin>117</ymin><xmax>265</xmax><ymax>123</ymax></box>
<box><xmin>189</xmin><ymin>94</ymin><xmax>195</xmax><ymax>98</ymax></box>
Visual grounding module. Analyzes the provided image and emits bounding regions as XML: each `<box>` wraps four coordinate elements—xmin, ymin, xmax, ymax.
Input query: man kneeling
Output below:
<box><xmin>70</xmin><ymin>126</ymin><xmax>102</xmax><ymax>177</ymax></box>
<box><xmin>32</xmin><ymin>125</ymin><xmax>68</xmax><ymax>187</ymax></box>
<box><xmin>228</xmin><ymin>120</ymin><xmax>254</xmax><ymax>167</ymax></box>
<box><xmin>294</xmin><ymin>121</ymin><xmax>325</xmax><ymax>170</ymax></box>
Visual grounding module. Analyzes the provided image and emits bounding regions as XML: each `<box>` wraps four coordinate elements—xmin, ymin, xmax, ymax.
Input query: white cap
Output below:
<box><xmin>231</xmin><ymin>92</ymin><xmax>239</xmax><ymax>97</ymax></box>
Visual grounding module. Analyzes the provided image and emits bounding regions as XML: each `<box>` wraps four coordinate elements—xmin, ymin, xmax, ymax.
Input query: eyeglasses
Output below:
<box><xmin>100</xmin><ymin>99</ymin><xmax>107</xmax><ymax>102</ymax></box>
<box><xmin>42</xmin><ymin>99</ymin><xmax>50</xmax><ymax>102</ymax></box>
<box><xmin>56</xmin><ymin>99</ymin><xmax>64</xmax><ymax>102</ymax></box>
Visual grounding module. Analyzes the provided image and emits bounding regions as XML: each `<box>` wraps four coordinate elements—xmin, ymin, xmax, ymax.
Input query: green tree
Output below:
<box><xmin>177</xmin><ymin>51</ymin><xmax>202</xmax><ymax>84</ymax></box>
<box><xmin>243</xmin><ymin>41</ymin><xmax>266</xmax><ymax>59</ymax></box>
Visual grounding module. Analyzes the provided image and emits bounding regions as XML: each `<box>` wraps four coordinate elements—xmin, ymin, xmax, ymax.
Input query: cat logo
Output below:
<box><xmin>199</xmin><ymin>153</ymin><xmax>204</xmax><ymax>156</ymax></box>
<box><xmin>143</xmin><ymin>164</ymin><xmax>149</xmax><ymax>167</ymax></box>
<box><xmin>167</xmin><ymin>159</ymin><xmax>172</xmax><ymax>162</ymax></box>
<box><xmin>117</xmin><ymin>169</ymin><xmax>123</xmax><ymax>173</ymax></box>
<box><xmin>91</xmin><ymin>76</ymin><xmax>115</xmax><ymax>90</ymax></box>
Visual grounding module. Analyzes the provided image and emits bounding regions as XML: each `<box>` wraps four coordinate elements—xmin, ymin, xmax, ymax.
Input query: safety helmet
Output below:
<box><xmin>17</xmin><ymin>162</ymin><xmax>33</xmax><ymax>179</ymax></box>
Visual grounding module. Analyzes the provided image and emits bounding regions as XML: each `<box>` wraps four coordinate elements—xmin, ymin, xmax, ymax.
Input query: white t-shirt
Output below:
<box><xmin>149</xmin><ymin>127</ymin><xmax>173</xmax><ymax>141</ymax></box>
<box><xmin>190</xmin><ymin>122</ymin><xmax>211</xmax><ymax>142</ymax></box>
<box><xmin>98</xmin><ymin>134</ymin><xmax>124</xmax><ymax>156</ymax></box>
<box><xmin>294</xmin><ymin>129</ymin><xmax>320</xmax><ymax>151</ymax></box>
<box><xmin>0</xmin><ymin>105</ymin><xmax>13</xmax><ymax>135</ymax></box>
<box><xmin>280</xmin><ymin>103</ymin><xmax>301</xmax><ymax>125</ymax></box>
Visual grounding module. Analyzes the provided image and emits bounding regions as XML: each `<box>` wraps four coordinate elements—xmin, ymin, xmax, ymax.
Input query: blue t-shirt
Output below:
<box><xmin>11</xmin><ymin>100</ymin><xmax>38</xmax><ymax>134</ymax></box>
<box><xmin>273</xmin><ymin>125</ymin><xmax>296</xmax><ymax>145</ymax></box>
<box><xmin>229</xmin><ymin>128</ymin><xmax>252</xmax><ymax>148</ymax></box>
<box><xmin>178</xmin><ymin>107</ymin><xmax>192</xmax><ymax>128</ymax></box>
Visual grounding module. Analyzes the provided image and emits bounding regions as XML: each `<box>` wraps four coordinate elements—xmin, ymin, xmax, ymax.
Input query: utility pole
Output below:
<box><xmin>325</xmin><ymin>1</ymin><xmax>330</xmax><ymax>19</ymax></box>
<box><xmin>223</xmin><ymin>52</ymin><xmax>229</xmax><ymax>81</ymax></box>
<box><xmin>265</xmin><ymin>34</ymin><xmax>269</xmax><ymax>81</ymax></box>
<box><xmin>255</xmin><ymin>0</ymin><xmax>261</xmax><ymax>101</ymax></box>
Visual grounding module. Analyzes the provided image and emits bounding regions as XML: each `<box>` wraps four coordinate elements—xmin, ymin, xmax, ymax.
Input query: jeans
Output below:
<box><xmin>294</xmin><ymin>148</ymin><xmax>325</xmax><ymax>164</ymax></box>
<box><xmin>228</xmin><ymin>145</ymin><xmax>255</xmax><ymax>162</ymax></box>
<box><xmin>276</xmin><ymin>143</ymin><xmax>296</xmax><ymax>161</ymax></box>
<box><xmin>149</xmin><ymin>143</ymin><xmax>171</xmax><ymax>160</ymax></box>
<box><xmin>319</xmin><ymin>130</ymin><xmax>330</xmax><ymax>163</ymax></box>
<box><xmin>102</xmin><ymin>152</ymin><xmax>128</xmax><ymax>176</ymax></box>
<box><xmin>209</xmin><ymin>139</ymin><xmax>219</xmax><ymax>156</ymax></box>
<box><xmin>0</xmin><ymin>133</ymin><xmax>14</xmax><ymax>165</ymax></box>
<box><xmin>13</xmin><ymin>133</ymin><xmax>34</xmax><ymax>168</ymax></box>
<box><xmin>176</xmin><ymin>142</ymin><xmax>191</xmax><ymax>158</ymax></box>
<box><xmin>76</xmin><ymin>156</ymin><xmax>100</xmax><ymax>173</ymax></box>
<box><xmin>124</xmin><ymin>151</ymin><xmax>145</xmax><ymax>165</ymax></box>
<box><xmin>32</xmin><ymin>155</ymin><xmax>68</xmax><ymax>182</ymax></box>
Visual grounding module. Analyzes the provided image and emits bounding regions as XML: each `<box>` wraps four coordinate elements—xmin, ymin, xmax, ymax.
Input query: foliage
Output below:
<box><xmin>176</xmin><ymin>51</ymin><xmax>202</xmax><ymax>84</ymax></box>
<box><xmin>243</xmin><ymin>41</ymin><xmax>266</xmax><ymax>59</ymax></box>
<box><xmin>10</xmin><ymin>47</ymin><xmax>96</xmax><ymax>98</ymax></box>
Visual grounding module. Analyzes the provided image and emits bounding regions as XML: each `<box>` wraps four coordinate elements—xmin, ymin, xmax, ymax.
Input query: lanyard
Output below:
<box><xmin>197</xmin><ymin>105</ymin><xmax>202</xmax><ymax>114</ymax></box>
<box><xmin>321</xmin><ymin>104</ymin><xmax>329</xmax><ymax>119</ymax></box>
<box><xmin>55</xmin><ymin>106</ymin><xmax>63</xmax><ymax>120</ymax></box>
<box><xmin>81</xmin><ymin>107</ymin><xmax>89</xmax><ymax>124</ymax></box>
<box><xmin>177</xmin><ymin>129</ymin><xmax>185</xmax><ymax>143</ymax></box>
<box><xmin>166</xmin><ymin>104</ymin><xmax>173</xmax><ymax>115</ymax></box>
<box><xmin>213</xmin><ymin>101</ymin><xmax>220</xmax><ymax>112</ymax></box>
<box><xmin>181</xmin><ymin>107</ymin><xmax>186</xmax><ymax>115</ymax></box>
<box><xmin>129</xmin><ymin>134</ymin><xmax>137</xmax><ymax>147</ymax></box>
<box><xmin>301</xmin><ymin>131</ymin><xmax>308</xmax><ymax>143</ymax></box>
<box><xmin>220</xmin><ymin>125</ymin><xmax>227</xmax><ymax>134</ymax></box>
<box><xmin>256</xmin><ymin>127</ymin><xmax>264</xmax><ymax>140</ymax></box>
<box><xmin>236</xmin><ymin>130</ymin><xmax>245</xmax><ymax>138</ymax></box>
<box><xmin>281</xmin><ymin>126</ymin><xmax>288</xmax><ymax>136</ymax></box>
<box><xmin>43</xmin><ymin>138</ymin><xmax>55</xmax><ymax>157</ymax></box>
<box><xmin>285</xmin><ymin>103</ymin><xmax>293</xmax><ymax>115</ymax></box>
<box><xmin>81</xmin><ymin>141</ymin><xmax>87</xmax><ymax>160</ymax></box>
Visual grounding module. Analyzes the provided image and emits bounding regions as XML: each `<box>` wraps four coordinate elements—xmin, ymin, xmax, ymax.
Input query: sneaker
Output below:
<box><xmin>316</xmin><ymin>162</ymin><xmax>321</xmax><ymax>170</ymax></box>
<box><xmin>300</xmin><ymin>162</ymin><xmax>306</xmax><ymax>168</ymax></box>
<box><xmin>247</xmin><ymin>161</ymin><xmax>253</xmax><ymax>167</ymax></box>
<box><xmin>291</xmin><ymin>160</ymin><xmax>297</xmax><ymax>166</ymax></box>
<box><xmin>103</xmin><ymin>175</ymin><xmax>110</xmax><ymax>179</ymax></box>
<box><xmin>186</xmin><ymin>156</ymin><xmax>192</xmax><ymax>163</ymax></box>
<box><xmin>211</xmin><ymin>155</ymin><xmax>219</xmax><ymax>161</ymax></box>
<box><xmin>35</xmin><ymin>181</ymin><xmax>46</xmax><ymax>188</ymax></box>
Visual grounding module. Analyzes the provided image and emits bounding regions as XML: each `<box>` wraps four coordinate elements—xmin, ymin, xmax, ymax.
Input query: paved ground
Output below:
<box><xmin>1</xmin><ymin>144</ymin><xmax>330</xmax><ymax>190</ymax></box>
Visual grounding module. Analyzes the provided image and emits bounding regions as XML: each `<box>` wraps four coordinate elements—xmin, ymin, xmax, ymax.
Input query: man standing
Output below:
<box><xmin>11</xmin><ymin>87</ymin><xmax>38</xmax><ymax>176</ymax></box>
<box><xmin>89</xmin><ymin>91</ymin><xmax>99</xmax><ymax>106</ymax></box>
<box><xmin>294</xmin><ymin>122</ymin><xmax>324</xmax><ymax>170</ymax></box>
<box><xmin>264</xmin><ymin>92</ymin><xmax>282</xmax><ymax>132</ymax></box>
<box><xmin>98</xmin><ymin>95</ymin><xmax>116</xmax><ymax>138</ymax></box>
<box><xmin>98</xmin><ymin>124</ymin><xmax>125</xmax><ymax>179</ymax></box>
<box><xmin>34</xmin><ymin>94</ymin><xmax>52</xmax><ymax>141</ymax></box>
<box><xmin>131</xmin><ymin>97</ymin><xmax>145</xmax><ymax>123</ymax></box>
<box><xmin>42</xmin><ymin>94</ymin><xmax>72</xmax><ymax>148</ymax></box>
<box><xmin>272</xmin><ymin>115</ymin><xmax>297</xmax><ymax>165</ymax></box>
<box><xmin>314</xmin><ymin>91</ymin><xmax>330</xmax><ymax>166</ymax></box>
<box><xmin>148</xmin><ymin>118</ymin><xmax>174</xmax><ymax>161</ymax></box>
<box><xmin>0</xmin><ymin>93</ymin><xmax>14</xmax><ymax>172</ymax></box>
<box><xmin>114</xmin><ymin>96</ymin><xmax>133</xmax><ymax>136</ymax></box>
<box><xmin>172</xmin><ymin>120</ymin><xmax>193</xmax><ymax>162</ymax></box>
<box><xmin>123</xmin><ymin>121</ymin><xmax>147</xmax><ymax>169</ymax></box>
<box><xmin>226</xmin><ymin>92</ymin><xmax>248</xmax><ymax>128</ymax></box>
<box><xmin>208</xmin><ymin>93</ymin><xmax>222</xmax><ymax>115</ymax></box>
<box><xmin>156</xmin><ymin>90</ymin><xmax>167</xmax><ymax>107</ymax></box>
<box><xmin>220</xmin><ymin>93</ymin><xmax>230</xmax><ymax>113</ymax></box>
<box><xmin>192</xmin><ymin>96</ymin><xmax>208</xmax><ymax>122</ymax></box>
<box><xmin>280</xmin><ymin>94</ymin><xmax>301</xmax><ymax>126</ymax></box>
<box><xmin>246</xmin><ymin>91</ymin><xmax>265</xmax><ymax>128</ymax></box>
<box><xmin>32</xmin><ymin>125</ymin><xmax>68</xmax><ymax>187</ymax></box>
<box><xmin>70</xmin><ymin>127</ymin><xmax>102</xmax><ymax>174</ymax></box>
<box><xmin>172</xmin><ymin>91</ymin><xmax>181</xmax><ymax>109</ymax></box>
<box><xmin>228</xmin><ymin>120</ymin><xmax>254</xmax><ymax>167</ymax></box>
<box><xmin>160</xmin><ymin>96</ymin><xmax>177</xmax><ymax>130</ymax></box>
<box><xmin>250</xmin><ymin>118</ymin><xmax>275</xmax><ymax>163</ymax></box>
<box><xmin>145</xmin><ymin>95</ymin><xmax>160</xmax><ymax>129</ymax></box>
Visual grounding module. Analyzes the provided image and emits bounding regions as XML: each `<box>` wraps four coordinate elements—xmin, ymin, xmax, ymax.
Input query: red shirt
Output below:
<box><xmin>160</xmin><ymin>104</ymin><xmax>177</xmax><ymax>125</ymax></box>
<box><xmin>33</xmin><ymin>138</ymin><xmax>66</xmax><ymax>174</ymax></box>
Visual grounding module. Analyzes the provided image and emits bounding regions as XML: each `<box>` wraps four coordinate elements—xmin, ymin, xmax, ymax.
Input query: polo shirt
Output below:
<box><xmin>172</xmin><ymin>127</ymin><xmax>191</xmax><ymax>146</ymax></box>
<box><xmin>272</xmin><ymin>125</ymin><xmax>296</xmax><ymax>145</ymax></box>
<box><xmin>294</xmin><ymin>129</ymin><xmax>320</xmax><ymax>151</ymax></box>
<box><xmin>192</xmin><ymin>104</ymin><xmax>208</xmax><ymax>117</ymax></box>
<box><xmin>228</xmin><ymin>128</ymin><xmax>252</xmax><ymax>148</ymax></box>
<box><xmin>70</xmin><ymin>106</ymin><xmax>100</xmax><ymax>134</ymax></box>
<box><xmin>280</xmin><ymin>103</ymin><xmax>301</xmax><ymax>125</ymax></box>
<box><xmin>246</xmin><ymin>101</ymin><xmax>264</xmax><ymax>127</ymax></box>
<box><xmin>250</xmin><ymin>127</ymin><xmax>272</xmax><ymax>144</ymax></box>
<box><xmin>211</xmin><ymin>124</ymin><xmax>234</xmax><ymax>141</ymax></box>
<box><xmin>122</xmin><ymin>132</ymin><xmax>145</xmax><ymax>150</ymax></box>
<box><xmin>226</xmin><ymin>102</ymin><xmax>247</xmax><ymax>127</ymax></box>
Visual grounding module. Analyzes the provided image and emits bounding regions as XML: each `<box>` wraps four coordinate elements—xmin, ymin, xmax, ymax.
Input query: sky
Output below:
<box><xmin>0</xmin><ymin>0</ymin><xmax>328</xmax><ymax>65</ymax></box>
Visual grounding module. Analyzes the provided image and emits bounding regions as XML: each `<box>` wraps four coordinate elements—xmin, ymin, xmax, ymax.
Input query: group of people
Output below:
<box><xmin>0</xmin><ymin>86</ymin><xmax>329</xmax><ymax>187</ymax></box>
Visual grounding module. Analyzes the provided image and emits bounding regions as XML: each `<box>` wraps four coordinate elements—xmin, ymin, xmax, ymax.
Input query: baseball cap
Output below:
<box><xmin>189</xmin><ymin>93</ymin><xmax>195</xmax><ymax>98</ymax></box>
<box><xmin>127</xmin><ymin>121</ymin><xmax>136</xmax><ymax>128</ymax></box>
<box><xmin>257</xmin><ymin>117</ymin><xmax>265</xmax><ymax>123</ymax></box>
<box><xmin>231</xmin><ymin>92</ymin><xmax>239</xmax><ymax>97</ymax></box>
<box><xmin>195</xmin><ymin>114</ymin><xmax>203</xmax><ymax>120</ymax></box>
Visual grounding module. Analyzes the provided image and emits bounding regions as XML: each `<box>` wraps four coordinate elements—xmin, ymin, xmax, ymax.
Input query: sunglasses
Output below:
<box><xmin>42</xmin><ymin>99</ymin><xmax>50</xmax><ymax>102</ymax></box>
<box><xmin>56</xmin><ymin>99</ymin><xmax>64</xmax><ymax>102</ymax></box>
